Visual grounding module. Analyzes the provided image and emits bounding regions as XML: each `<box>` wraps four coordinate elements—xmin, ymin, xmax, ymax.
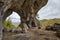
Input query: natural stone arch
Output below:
<box><xmin>2</xmin><ymin>11</ymin><xmax>22</xmax><ymax>33</ymax></box>
<box><xmin>0</xmin><ymin>0</ymin><xmax>48</xmax><ymax>40</ymax></box>
<box><xmin>3</xmin><ymin>9</ymin><xmax>12</xmax><ymax>22</ymax></box>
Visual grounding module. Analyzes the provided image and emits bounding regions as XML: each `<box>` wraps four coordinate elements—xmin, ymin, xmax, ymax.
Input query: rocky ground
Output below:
<box><xmin>2</xmin><ymin>27</ymin><xmax>60</xmax><ymax>40</ymax></box>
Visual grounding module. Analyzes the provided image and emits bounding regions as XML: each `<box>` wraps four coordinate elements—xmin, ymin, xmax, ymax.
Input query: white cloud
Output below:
<box><xmin>9</xmin><ymin>12</ymin><xmax>20</xmax><ymax>19</ymax></box>
<box><xmin>7</xmin><ymin>12</ymin><xmax>20</xmax><ymax>23</ymax></box>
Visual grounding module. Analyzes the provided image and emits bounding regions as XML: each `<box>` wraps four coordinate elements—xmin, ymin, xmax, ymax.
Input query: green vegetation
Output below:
<box><xmin>4</xmin><ymin>18</ymin><xmax>60</xmax><ymax>29</ymax></box>
<box><xmin>4</xmin><ymin>19</ymin><xmax>18</xmax><ymax>29</ymax></box>
<box><xmin>40</xmin><ymin>18</ymin><xmax>60</xmax><ymax>28</ymax></box>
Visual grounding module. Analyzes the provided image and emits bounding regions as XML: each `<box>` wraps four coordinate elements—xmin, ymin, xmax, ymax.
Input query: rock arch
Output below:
<box><xmin>0</xmin><ymin>0</ymin><xmax>48</xmax><ymax>40</ymax></box>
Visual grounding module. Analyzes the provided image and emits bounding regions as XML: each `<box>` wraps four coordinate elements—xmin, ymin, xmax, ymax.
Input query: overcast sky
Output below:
<box><xmin>38</xmin><ymin>0</ymin><xmax>60</xmax><ymax>20</ymax></box>
<box><xmin>8</xmin><ymin>0</ymin><xmax>60</xmax><ymax>22</ymax></box>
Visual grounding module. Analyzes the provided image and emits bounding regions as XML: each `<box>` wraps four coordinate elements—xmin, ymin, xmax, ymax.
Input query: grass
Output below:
<box><xmin>40</xmin><ymin>18</ymin><xmax>60</xmax><ymax>28</ymax></box>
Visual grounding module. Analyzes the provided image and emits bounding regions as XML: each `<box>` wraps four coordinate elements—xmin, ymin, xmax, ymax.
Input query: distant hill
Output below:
<box><xmin>40</xmin><ymin>18</ymin><xmax>60</xmax><ymax>28</ymax></box>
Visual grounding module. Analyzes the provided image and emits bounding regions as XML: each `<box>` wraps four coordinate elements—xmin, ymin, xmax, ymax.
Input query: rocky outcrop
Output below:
<box><xmin>54</xmin><ymin>23</ymin><xmax>60</xmax><ymax>38</ymax></box>
<box><xmin>45</xmin><ymin>23</ymin><xmax>60</xmax><ymax>38</ymax></box>
<box><xmin>46</xmin><ymin>23</ymin><xmax>60</xmax><ymax>31</ymax></box>
<box><xmin>0</xmin><ymin>0</ymin><xmax>48</xmax><ymax>32</ymax></box>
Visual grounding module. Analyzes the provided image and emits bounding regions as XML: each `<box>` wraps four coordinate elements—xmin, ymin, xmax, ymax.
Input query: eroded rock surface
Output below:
<box><xmin>2</xmin><ymin>28</ymin><xmax>60</xmax><ymax>40</ymax></box>
<box><xmin>0</xmin><ymin>0</ymin><xmax>48</xmax><ymax>32</ymax></box>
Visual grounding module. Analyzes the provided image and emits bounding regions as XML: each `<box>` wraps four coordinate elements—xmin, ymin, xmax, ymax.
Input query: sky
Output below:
<box><xmin>8</xmin><ymin>12</ymin><xmax>20</xmax><ymax>23</ymax></box>
<box><xmin>7</xmin><ymin>0</ymin><xmax>60</xmax><ymax>22</ymax></box>
<box><xmin>38</xmin><ymin>0</ymin><xmax>60</xmax><ymax>20</ymax></box>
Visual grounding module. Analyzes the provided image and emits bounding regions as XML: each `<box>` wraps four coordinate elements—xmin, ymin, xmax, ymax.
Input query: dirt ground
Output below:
<box><xmin>2</xmin><ymin>28</ymin><xmax>60</xmax><ymax>40</ymax></box>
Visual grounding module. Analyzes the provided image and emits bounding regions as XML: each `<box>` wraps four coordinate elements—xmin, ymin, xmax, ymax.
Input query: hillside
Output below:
<box><xmin>40</xmin><ymin>18</ymin><xmax>60</xmax><ymax>28</ymax></box>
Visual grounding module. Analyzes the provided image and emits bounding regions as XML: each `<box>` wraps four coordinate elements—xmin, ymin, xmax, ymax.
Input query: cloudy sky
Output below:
<box><xmin>38</xmin><ymin>0</ymin><xmax>60</xmax><ymax>20</ymax></box>
<box><xmin>8</xmin><ymin>0</ymin><xmax>60</xmax><ymax>22</ymax></box>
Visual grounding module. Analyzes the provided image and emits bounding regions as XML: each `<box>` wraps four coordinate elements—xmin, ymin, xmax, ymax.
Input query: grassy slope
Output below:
<box><xmin>40</xmin><ymin>18</ymin><xmax>60</xmax><ymax>28</ymax></box>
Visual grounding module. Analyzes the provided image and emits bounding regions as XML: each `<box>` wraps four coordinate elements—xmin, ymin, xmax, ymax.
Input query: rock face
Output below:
<box><xmin>46</xmin><ymin>23</ymin><xmax>60</xmax><ymax>31</ymax></box>
<box><xmin>45</xmin><ymin>23</ymin><xmax>60</xmax><ymax>38</ymax></box>
<box><xmin>0</xmin><ymin>0</ymin><xmax>48</xmax><ymax>35</ymax></box>
<box><xmin>54</xmin><ymin>23</ymin><xmax>60</xmax><ymax>38</ymax></box>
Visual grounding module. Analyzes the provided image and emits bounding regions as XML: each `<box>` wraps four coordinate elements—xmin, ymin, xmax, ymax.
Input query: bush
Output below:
<box><xmin>4</xmin><ymin>20</ymin><xmax>16</xmax><ymax>29</ymax></box>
